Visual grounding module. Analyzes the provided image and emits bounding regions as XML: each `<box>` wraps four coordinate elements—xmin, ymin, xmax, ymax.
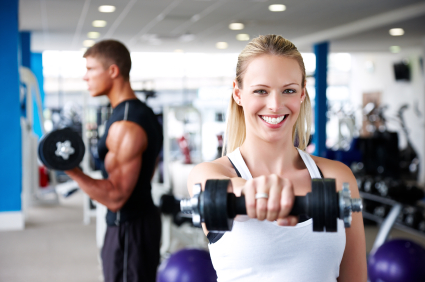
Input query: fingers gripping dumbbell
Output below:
<box><xmin>38</xmin><ymin>128</ymin><xmax>85</xmax><ymax>171</ymax></box>
<box><xmin>180</xmin><ymin>179</ymin><xmax>363</xmax><ymax>232</ymax></box>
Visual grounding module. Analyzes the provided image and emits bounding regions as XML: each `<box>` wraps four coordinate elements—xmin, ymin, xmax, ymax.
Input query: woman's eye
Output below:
<box><xmin>283</xmin><ymin>89</ymin><xmax>296</xmax><ymax>94</ymax></box>
<box><xmin>254</xmin><ymin>90</ymin><xmax>267</xmax><ymax>94</ymax></box>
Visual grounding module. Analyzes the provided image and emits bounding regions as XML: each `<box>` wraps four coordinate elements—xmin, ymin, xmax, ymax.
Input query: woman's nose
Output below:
<box><xmin>267</xmin><ymin>91</ymin><xmax>283</xmax><ymax>112</ymax></box>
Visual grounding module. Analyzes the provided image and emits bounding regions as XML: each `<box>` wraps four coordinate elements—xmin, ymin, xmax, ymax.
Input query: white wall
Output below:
<box><xmin>349</xmin><ymin>48</ymin><xmax>425</xmax><ymax>183</ymax></box>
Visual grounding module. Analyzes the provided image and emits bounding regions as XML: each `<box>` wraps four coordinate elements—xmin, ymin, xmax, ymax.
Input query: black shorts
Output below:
<box><xmin>101</xmin><ymin>208</ymin><xmax>161</xmax><ymax>282</ymax></box>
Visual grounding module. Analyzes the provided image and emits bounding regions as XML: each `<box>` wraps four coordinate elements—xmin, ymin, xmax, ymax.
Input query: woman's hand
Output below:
<box><xmin>243</xmin><ymin>174</ymin><xmax>298</xmax><ymax>226</ymax></box>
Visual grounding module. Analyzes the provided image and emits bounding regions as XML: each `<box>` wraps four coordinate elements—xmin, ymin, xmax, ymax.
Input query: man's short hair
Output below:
<box><xmin>84</xmin><ymin>40</ymin><xmax>131</xmax><ymax>80</ymax></box>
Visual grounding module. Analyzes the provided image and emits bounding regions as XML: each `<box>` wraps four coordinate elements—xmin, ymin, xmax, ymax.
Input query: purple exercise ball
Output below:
<box><xmin>368</xmin><ymin>239</ymin><xmax>425</xmax><ymax>282</ymax></box>
<box><xmin>157</xmin><ymin>248</ymin><xmax>217</xmax><ymax>282</ymax></box>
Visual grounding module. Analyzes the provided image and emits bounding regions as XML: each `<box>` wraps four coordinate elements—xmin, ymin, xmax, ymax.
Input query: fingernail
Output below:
<box><xmin>279</xmin><ymin>219</ymin><xmax>289</xmax><ymax>226</ymax></box>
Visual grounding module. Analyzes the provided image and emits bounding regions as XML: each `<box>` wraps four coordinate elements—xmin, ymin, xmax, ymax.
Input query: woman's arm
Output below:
<box><xmin>187</xmin><ymin>159</ymin><xmax>245</xmax><ymax>196</ymax></box>
<box><xmin>315</xmin><ymin>157</ymin><xmax>367</xmax><ymax>282</ymax></box>
<box><xmin>187</xmin><ymin>158</ymin><xmax>298</xmax><ymax>235</ymax></box>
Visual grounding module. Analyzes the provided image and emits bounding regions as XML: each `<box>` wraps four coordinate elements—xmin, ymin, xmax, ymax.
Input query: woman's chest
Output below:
<box><xmin>281</xmin><ymin>168</ymin><xmax>313</xmax><ymax>196</ymax></box>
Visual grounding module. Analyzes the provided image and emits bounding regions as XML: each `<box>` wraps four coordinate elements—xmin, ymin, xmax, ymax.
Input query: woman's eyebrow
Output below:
<box><xmin>250</xmin><ymin>82</ymin><xmax>300</xmax><ymax>87</ymax></box>
<box><xmin>250</xmin><ymin>84</ymin><xmax>270</xmax><ymax>88</ymax></box>
<box><xmin>283</xmin><ymin>82</ymin><xmax>299</xmax><ymax>87</ymax></box>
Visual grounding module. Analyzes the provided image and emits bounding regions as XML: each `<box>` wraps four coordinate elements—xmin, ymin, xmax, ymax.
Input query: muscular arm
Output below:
<box><xmin>66</xmin><ymin>121</ymin><xmax>147</xmax><ymax>212</ymax></box>
<box><xmin>314</xmin><ymin>157</ymin><xmax>367</xmax><ymax>282</ymax></box>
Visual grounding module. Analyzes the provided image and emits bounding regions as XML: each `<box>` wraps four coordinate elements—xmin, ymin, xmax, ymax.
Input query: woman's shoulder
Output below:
<box><xmin>310</xmin><ymin>155</ymin><xmax>356</xmax><ymax>183</ymax></box>
<box><xmin>189</xmin><ymin>156</ymin><xmax>239</xmax><ymax>181</ymax></box>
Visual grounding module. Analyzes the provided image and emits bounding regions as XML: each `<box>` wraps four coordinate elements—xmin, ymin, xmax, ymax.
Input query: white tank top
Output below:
<box><xmin>208</xmin><ymin>148</ymin><xmax>346</xmax><ymax>282</ymax></box>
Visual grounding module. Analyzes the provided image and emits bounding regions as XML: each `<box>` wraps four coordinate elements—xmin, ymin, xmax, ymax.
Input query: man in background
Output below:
<box><xmin>66</xmin><ymin>40</ymin><xmax>163</xmax><ymax>282</ymax></box>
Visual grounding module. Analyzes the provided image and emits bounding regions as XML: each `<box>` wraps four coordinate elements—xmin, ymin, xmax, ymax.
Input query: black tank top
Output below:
<box><xmin>97</xmin><ymin>99</ymin><xmax>163</xmax><ymax>226</ymax></box>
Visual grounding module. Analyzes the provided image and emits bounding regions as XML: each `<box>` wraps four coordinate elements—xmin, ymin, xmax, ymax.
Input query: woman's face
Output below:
<box><xmin>233</xmin><ymin>54</ymin><xmax>305</xmax><ymax>143</ymax></box>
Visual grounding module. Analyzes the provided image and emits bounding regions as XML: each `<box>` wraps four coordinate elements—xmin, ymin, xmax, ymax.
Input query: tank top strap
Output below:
<box><xmin>227</xmin><ymin>148</ymin><xmax>253</xmax><ymax>180</ymax></box>
<box><xmin>227</xmin><ymin>147</ymin><xmax>322</xmax><ymax>180</ymax></box>
<box><xmin>296</xmin><ymin>148</ymin><xmax>322</xmax><ymax>179</ymax></box>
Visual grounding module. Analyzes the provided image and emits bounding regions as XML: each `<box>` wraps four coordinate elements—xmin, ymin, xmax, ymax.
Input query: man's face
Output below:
<box><xmin>83</xmin><ymin>56</ymin><xmax>113</xmax><ymax>97</ymax></box>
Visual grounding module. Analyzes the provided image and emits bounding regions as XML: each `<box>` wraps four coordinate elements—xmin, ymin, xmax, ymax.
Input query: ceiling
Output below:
<box><xmin>20</xmin><ymin>0</ymin><xmax>425</xmax><ymax>53</ymax></box>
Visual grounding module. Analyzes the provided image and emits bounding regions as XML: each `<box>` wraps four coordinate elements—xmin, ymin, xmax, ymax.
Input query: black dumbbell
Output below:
<box><xmin>180</xmin><ymin>178</ymin><xmax>362</xmax><ymax>232</ymax></box>
<box><xmin>38</xmin><ymin>128</ymin><xmax>85</xmax><ymax>171</ymax></box>
<box><xmin>400</xmin><ymin>206</ymin><xmax>424</xmax><ymax>229</ymax></box>
<box><xmin>373</xmin><ymin>205</ymin><xmax>391</xmax><ymax>218</ymax></box>
<box><xmin>417</xmin><ymin>219</ymin><xmax>425</xmax><ymax>233</ymax></box>
<box><xmin>362</xmin><ymin>176</ymin><xmax>377</xmax><ymax>194</ymax></box>
<box><xmin>159</xmin><ymin>194</ymin><xmax>193</xmax><ymax>226</ymax></box>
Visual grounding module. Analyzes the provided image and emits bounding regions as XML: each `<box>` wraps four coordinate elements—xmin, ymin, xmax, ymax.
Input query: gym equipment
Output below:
<box><xmin>373</xmin><ymin>205</ymin><xmax>391</xmax><ymax>218</ymax></box>
<box><xmin>157</xmin><ymin>248</ymin><xmax>217</xmax><ymax>282</ymax></box>
<box><xmin>362</xmin><ymin>177</ymin><xmax>377</xmax><ymax>194</ymax></box>
<box><xmin>38</xmin><ymin>127</ymin><xmax>85</xmax><ymax>171</ymax></box>
<box><xmin>368</xmin><ymin>239</ymin><xmax>425</xmax><ymax>282</ymax></box>
<box><xmin>400</xmin><ymin>206</ymin><xmax>424</xmax><ymax>229</ymax></box>
<box><xmin>159</xmin><ymin>194</ymin><xmax>192</xmax><ymax>226</ymax></box>
<box><xmin>180</xmin><ymin>178</ymin><xmax>362</xmax><ymax>232</ymax></box>
<box><xmin>397</xmin><ymin>104</ymin><xmax>420</xmax><ymax>181</ymax></box>
<box><xmin>20</xmin><ymin>66</ymin><xmax>59</xmax><ymax>209</ymax></box>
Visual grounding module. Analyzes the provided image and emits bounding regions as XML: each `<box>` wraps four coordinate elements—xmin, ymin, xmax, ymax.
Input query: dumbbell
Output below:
<box><xmin>38</xmin><ymin>128</ymin><xmax>85</xmax><ymax>171</ymax></box>
<box><xmin>180</xmin><ymin>178</ymin><xmax>362</xmax><ymax>232</ymax></box>
<box><xmin>400</xmin><ymin>206</ymin><xmax>424</xmax><ymax>229</ymax></box>
<box><xmin>363</xmin><ymin>177</ymin><xmax>378</xmax><ymax>194</ymax></box>
<box><xmin>159</xmin><ymin>194</ymin><xmax>193</xmax><ymax>226</ymax></box>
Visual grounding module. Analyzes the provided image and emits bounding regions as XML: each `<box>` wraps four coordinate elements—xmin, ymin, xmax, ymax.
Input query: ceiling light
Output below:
<box><xmin>99</xmin><ymin>5</ymin><xmax>116</xmax><ymax>13</ymax></box>
<box><xmin>236</xmin><ymin>34</ymin><xmax>250</xmax><ymax>41</ymax></box>
<box><xmin>87</xmin><ymin>32</ymin><xmax>100</xmax><ymax>39</ymax></box>
<box><xmin>269</xmin><ymin>4</ymin><xmax>286</xmax><ymax>12</ymax></box>
<box><xmin>179</xmin><ymin>33</ymin><xmax>195</xmax><ymax>42</ymax></box>
<box><xmin>216</xmin><ymin>42</ymin><xmax>228</xmax><ymax>49</ymax></box>
<box><xmin>389</xmin><ymin>28</ymin><xmax>404</xmax><ymax>36</ymax></box>
<box><xmin>390</xmin><ymin>46</ymin><xmax>401</xmax><ymax>53</ymax></box>
<box><xmin>229</xmin><ymin>23</ymin><xmax>244</xmax><ymax>30</ymax></box>
<box><xmin>174</xmin><ymin>49</ymin><xmax>184</xmax><ymax>53</ymax></box>
<box><xmin>92</xmin><ymin>20</ymin><xmax>107</xmax><ymax>27</ymax></box>
<box><xmin>83</xmin><ymin>40</ymin><xmax>95</xmax><ymax>47</ymax></box>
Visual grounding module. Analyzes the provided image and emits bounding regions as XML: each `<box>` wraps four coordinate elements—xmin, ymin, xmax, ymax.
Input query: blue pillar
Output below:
<box><xmin>0</xmin><ymin>0</ymin><xmax>22</xmax><ymax>215</ymax></box>
<box><xmin>313</xmin><ymin>42</ymin><xmax>329</xmax><ymax>157</ymax></box>
<box><xmin>20</xmin><ymin>31</ymin><xmax>31</xmax><ymax>68</ymax></box>
<box><xmin>31</xmin><ymin>52</ymin><xmax>45</xmax><ymax>138</ymax></box>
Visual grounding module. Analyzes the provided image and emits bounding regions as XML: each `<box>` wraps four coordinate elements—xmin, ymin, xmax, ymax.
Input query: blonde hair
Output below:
<box><xmin>223</xmin><ymin>34</ymin><xmax>312</xmax><ymax>156</ymax></box>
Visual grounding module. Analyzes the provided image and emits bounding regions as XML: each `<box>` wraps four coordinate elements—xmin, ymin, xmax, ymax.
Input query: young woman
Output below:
<box><xmin>187</xmin><ymin>35</ymin><xmax>366</xmax><ymax>281</ymax></box>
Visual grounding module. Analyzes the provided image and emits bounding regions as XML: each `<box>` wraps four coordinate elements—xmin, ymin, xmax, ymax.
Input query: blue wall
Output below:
<box><xmin>0</xmin><ymin>0</ymin><xmax>22</xmax><ymax>212</ymax></box>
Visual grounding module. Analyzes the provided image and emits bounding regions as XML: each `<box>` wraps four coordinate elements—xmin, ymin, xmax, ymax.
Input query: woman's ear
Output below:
<box><xmin>300</xmin><ymin>82</ymin><xmax>306</xmax><ymax>103</ymax></box>
<box><xmin>233</xmin><ymin>80</ymin><xmax>241</xmax><ymax>104</ymax></box>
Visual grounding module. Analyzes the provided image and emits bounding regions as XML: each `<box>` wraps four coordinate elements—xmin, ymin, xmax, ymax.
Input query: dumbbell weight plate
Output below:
<box><xmin>203</xmin><ymin>179</ymin><xmax>234</xmax><ymax>231</ymax></box>
<box><xmin>323</xmin><ymin>179</ymin><xmax>338</xmax><ymax>232</ymax></box>
<box><xmin>311</xmin><ymin>179</ymin><xmax>338</xmax><ymax>232</ymax></box>
<box><xmin>38</xmin><ymin>128</ymin><xmax>85</xmax><ymax>171</ymax></box>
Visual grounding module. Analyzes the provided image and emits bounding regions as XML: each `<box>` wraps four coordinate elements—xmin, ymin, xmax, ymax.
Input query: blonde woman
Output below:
<box><xmin>187</xmin><ymin>35</ymin><xmax>366</xmax><ymax>281</ymax></box>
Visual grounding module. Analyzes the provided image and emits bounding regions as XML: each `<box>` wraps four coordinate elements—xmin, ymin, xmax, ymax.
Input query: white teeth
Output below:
<box><xmin>261</xmin><ymin>115</ymin><xmax>286</xmax><ymax>125</ymax></box>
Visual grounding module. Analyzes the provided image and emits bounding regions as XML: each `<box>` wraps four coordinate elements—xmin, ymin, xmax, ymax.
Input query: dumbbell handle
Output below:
<box><xmin>226</xmin><ymin>194</ymin><xmax>308</xmax><ymax>218</ymax></box>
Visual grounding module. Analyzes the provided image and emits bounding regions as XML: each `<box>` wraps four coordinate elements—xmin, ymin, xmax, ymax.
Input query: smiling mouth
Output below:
<box><xmin>260</xmin><ymin>115</ymin><xmax>288</xmax><ymax>125</ymax></box>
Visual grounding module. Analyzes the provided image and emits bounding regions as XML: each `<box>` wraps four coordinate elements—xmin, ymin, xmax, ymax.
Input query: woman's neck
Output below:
<box><xmin>239</xmin><ymin>135</ymin><xmax>301</xmax><ymax>177</ymax></box>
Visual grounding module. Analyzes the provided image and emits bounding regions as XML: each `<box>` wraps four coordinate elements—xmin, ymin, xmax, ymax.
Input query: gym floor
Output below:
<box><xmin>1</xmin><ymin>194</ymin><xmax>425</xmax><ymax>282</ymax></box>
<box><xmin>0</xmin><ymin>192</ymin><xmax>101</xmax><ymax>282</ymax></box>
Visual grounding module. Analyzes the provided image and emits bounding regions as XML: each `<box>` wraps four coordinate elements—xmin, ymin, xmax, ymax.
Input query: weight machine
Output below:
<box><xmin>20</xmin><ymin>66</ymin><xmax>59</xmax><ymax>220</ymax></box>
